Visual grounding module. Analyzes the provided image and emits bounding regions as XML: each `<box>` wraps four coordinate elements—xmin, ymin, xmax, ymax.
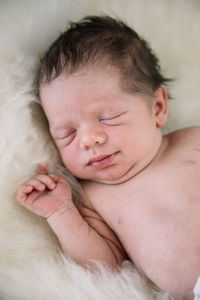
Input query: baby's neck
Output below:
<box><xmin>91</xmin><ymin>132</ymin><xmax>167</xmax><ymax>186</ymax></box>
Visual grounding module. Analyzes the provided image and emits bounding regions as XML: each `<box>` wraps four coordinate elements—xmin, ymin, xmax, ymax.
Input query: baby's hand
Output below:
<box><xmin>16</xmin><ymin>164</ymin><xmax>73</xmax><ymax>219</ymax></box>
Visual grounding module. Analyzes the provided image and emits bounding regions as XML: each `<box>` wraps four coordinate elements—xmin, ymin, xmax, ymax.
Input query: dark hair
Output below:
<box><xmin>38</xmin><ymin>15</ymin><xmax>172</xmax><ymax>98</ymax></box>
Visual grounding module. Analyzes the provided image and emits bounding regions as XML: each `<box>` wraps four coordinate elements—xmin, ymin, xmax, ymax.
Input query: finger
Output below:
<box><xmin>25</xmin><ymin>185</ymin><xmax>34</xmax><ymax>193</ymax></box>
<box><xmin>48</xmin><ymin>173</ymin><xmax>61</xmax><ymax>183</ymax></box>
<box><xmin>34</xmin><ymin>174</ymin><xmax>56</xmax><ymax>190</ymax></box>
<box><xmin>24</xmin><ymin>178</ymin><xmax>46</xmax><ymax>192</ymax></box>
<box><xmin>17</xmin><ymin>185</ymin><xmax>33</xmax><ymax>203</ymax></box>
<box><xmin>48</xmin><ymin>174</ymin><xmax>70</xmax><ymax>187</ymax></box>
<box><xmin>38</xmin><ymin>163</ymin><xmax>48</xmax><ymax>175</ymax></box>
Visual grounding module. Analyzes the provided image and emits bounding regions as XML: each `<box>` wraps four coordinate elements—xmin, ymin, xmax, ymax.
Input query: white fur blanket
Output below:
<box><xmin>0</xmin><ymin>1</ymin><xmax>199</xmax><ymax>299</ymax></box>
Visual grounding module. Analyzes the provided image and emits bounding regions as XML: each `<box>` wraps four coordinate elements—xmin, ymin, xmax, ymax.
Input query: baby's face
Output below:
<box><xmin>41</xmin><ymin>68</ymin><xmax>166</xmax><ymax>184</ymax></box>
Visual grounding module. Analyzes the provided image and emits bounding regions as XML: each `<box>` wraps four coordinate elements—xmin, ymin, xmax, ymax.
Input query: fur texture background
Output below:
<box><xmin>0</xmin><ymin>0</ymin><xmax>199</xmax><ymax>299</ymax></box>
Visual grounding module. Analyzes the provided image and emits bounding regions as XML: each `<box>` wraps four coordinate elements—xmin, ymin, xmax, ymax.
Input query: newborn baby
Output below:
<box><xmin>17</xmin><ymin>16</ymin><xmax>200</xmax><ymax>299</ymax></box>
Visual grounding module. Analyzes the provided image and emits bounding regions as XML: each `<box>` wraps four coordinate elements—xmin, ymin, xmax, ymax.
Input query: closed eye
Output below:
<box><xmin>100</xmin><ymin>111</ymin><xmax>127</xmax><ymax>125</ymax></box>
<box><xmin>54</xmin><ymin>128</ymin><xmax>77</xmax><ymax>142</ymax></box>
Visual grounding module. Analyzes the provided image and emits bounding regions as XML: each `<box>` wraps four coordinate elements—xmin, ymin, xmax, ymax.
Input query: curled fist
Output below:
<box><xmin>16</xmin><ymin>164</ymin><xmax>73</xmax><ymax>219</ymax></box>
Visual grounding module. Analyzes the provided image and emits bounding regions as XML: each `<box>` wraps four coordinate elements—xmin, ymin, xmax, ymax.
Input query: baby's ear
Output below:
<box><xmin>152</xmin><ymin>85</ymin><xmax>168</xmax><ymax>128</ymax></box>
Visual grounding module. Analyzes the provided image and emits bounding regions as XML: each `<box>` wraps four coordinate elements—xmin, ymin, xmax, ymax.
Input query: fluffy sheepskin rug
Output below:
<box><xmin>0</xmin><ymin>0</ymin><xmax>199</xmax><ymax>299</ymax></box>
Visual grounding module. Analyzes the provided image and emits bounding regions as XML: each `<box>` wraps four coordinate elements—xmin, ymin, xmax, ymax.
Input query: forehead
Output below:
<box><xmin>40</xmin><ymin>67</ymin><xmax>126</xmax><ymax>114</ymax></box>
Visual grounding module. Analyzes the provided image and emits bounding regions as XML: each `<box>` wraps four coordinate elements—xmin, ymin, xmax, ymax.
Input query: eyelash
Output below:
<box><xmin>65</xmin><ymin>129</ymin><xmax>77</xmax><ymax>138</ymax></box>
<box><xmin>100</xmin><ymin>112</ymin><xmax>126</xmax><ymax>125</ymax></box>
<box><xmin>56</xmin><ymin>129</ymin><xmax>76</xmax><ymax>141</ymax></box>
<box><xmin>55</xmin><ymin>112</ymin><xmax>126</xmax><ymax>143</ymax></box>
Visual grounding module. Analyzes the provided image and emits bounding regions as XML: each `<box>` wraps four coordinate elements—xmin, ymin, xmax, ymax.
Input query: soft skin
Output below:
<box><xmin>17</xmin><ymin>67</ymin><xmax>200</xmax><ymax>300</ymax></box>
<box><xmin>40</xmin><ymin>68</ymin><xmax>166</xmax><ymax>184</ymax></box>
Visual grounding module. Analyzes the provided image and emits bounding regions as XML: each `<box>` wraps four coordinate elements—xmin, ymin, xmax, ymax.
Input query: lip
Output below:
<box><xmin>87</xmin><ymin>152</ymin><xmax>118</xmax><ymax>169</ymax></box>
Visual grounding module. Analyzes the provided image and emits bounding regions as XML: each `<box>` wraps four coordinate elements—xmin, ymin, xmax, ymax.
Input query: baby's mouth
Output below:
<box><xmin>87</xmin><ymin>152</ymin><xmax>119</xmax><ymax>169</ymax></box>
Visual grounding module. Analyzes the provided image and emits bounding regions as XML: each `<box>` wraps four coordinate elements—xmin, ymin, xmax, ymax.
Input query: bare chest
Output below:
<box><xmin>95</xmin><ymin>157</ymin><xmax>200</xmax><ymax>296</ymax></box>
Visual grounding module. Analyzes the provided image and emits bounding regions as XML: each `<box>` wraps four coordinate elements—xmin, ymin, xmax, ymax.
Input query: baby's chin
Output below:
<box><xmin>92</xmin><ymin>174</ymin><xmax>134</xmax><ymax>185</ymax></box>
<box><xmin>80</xmin><ymin>166</ymin><xmax>137</xmax><ymax>185</ymax></box>
<box><xmin>92</xmin><ymin>178</ymin><xmax>129</xmax><ymax>185</ymax></box>
<box><xmin>80</xmin><ymin>157</ymin><xmax>155</xmax><ymax>184</ymax></box>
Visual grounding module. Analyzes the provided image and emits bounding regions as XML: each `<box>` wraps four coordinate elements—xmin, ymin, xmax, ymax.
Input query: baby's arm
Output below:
<box><xmin>17</xmin><ymin>165</ymin><xmax>126</xmax><ymax>268</ymax></box>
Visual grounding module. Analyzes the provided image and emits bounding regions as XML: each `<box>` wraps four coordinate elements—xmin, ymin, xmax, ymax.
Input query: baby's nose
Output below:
<box><xmin>79</xmin><ymin>128</ymin><xmax>107</xmax><ymax>150</ymax></box>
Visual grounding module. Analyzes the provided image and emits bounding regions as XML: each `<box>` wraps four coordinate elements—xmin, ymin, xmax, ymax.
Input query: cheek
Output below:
<box><xmin>59</xmin><ymin>145</ymin><xmax>89</xmax><ymax>178</ymax></box>
<box><xmin>61</xmin><ymin>156</ymin><xmax>82</xmax><ymax>177</ymax></box>
<box><xmin>108</xmin><ymin>126</ymin><xmax>130</xmax><ymax>143</ymax></box>
<box><xmin>111</xmin><ymin>122</ymin><xmax>156</xmax><ymax>153</ymax></box>
<box><xmin>58</xmin><ymin>146</ymin><xmax>79</xmax><ymax>169</ymax></box>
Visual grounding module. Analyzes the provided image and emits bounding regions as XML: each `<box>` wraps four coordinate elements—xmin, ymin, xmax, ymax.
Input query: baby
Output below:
<box><xmin>17</xmin><ymin>16</ymin><xmax>200</xmax><ymax>299</ymax></box>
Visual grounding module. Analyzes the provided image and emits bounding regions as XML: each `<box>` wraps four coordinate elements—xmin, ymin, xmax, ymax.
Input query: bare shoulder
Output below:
<box><xmin>166</xmin><ymin>126</ymin><xmax>200</xmax><ymax>148</ymax></box>
<box><xmin>79</xmin><ymin>180</ymin><xmax>105</xmax><ymax>208</ymax></box>
<box><xmin>78</xmin><ymin>180</ymin><xmax>105</xmax><ymax>222</ymax></box>
<box><xmin>78</xmin><ymin>180</ymin><xmax>127</xmax><ymax>262</ymax></box>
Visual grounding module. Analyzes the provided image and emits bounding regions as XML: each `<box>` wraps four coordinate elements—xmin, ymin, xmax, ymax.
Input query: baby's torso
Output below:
<box><xmin>81</xmin><ymin>127</ymin><xmax>200</xmax><ymax>299</ymax></box>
